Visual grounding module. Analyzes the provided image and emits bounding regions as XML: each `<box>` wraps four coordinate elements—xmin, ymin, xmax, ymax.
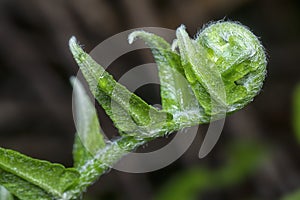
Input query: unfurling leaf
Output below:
<box><xmin>130</xmin><ymin>21</ymin><xmax>267</xmax><ymax>120</ymax></box>
<box><xmin>128</xmin><ymin>31</ymin><xmax>206</xmax><ymax>126</ymax></box>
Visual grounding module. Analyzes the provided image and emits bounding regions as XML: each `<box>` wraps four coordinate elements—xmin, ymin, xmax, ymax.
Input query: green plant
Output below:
<box><xmin>0</xmin><ymin>21</ymin><xmax>266</xmax><ymax>200</ymax></box>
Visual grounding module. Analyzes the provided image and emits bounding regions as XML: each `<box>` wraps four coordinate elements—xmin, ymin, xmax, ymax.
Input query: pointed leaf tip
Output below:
<box><xmin>128</xmin><ymin>31</ymin><xmax>147</xmax><ymax>44</ymax></box>
<box><xmin>69</xmin><ymin>36</ymin><xmax>77</xmax><ymax>45</ymax></box>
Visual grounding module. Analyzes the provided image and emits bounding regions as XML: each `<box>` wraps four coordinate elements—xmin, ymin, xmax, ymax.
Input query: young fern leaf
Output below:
<box><xmin>0</xmin><ymin>20</ymin><xmax>266</xmax><ymax>200</ymax></box>
<box><xmin>69</xmin><ymin>38</ymin><xmax>140</xmax><ymax>135</ymax></box>
<box><xmin>128</xmin><ymin>31</ymin><xmax>206</xmax><ymax>126</ymax></box>
<box><xmin>0</xmin><ymin>170</ymin><xmax>52</xmax><ymax>200</ymax></box>
<box><xmin>130</xmin><ymin>21</ymin><xmax>267</xmax><ymax>120</ymax></box>
<box><xmin>0</xmin><ymin>148</ymin><xmax>80</xmax><ymax>199</ymax></box>
<box><xmin>194</xmin><ymin>22</ymin><xmax>267</xmax><ymax>113</ymax></box>
<box><xmin>69</xmin><ymin>37</ymin><xmax>175</xmax><ymax>138</ymax></box>
<box><xmin>67</xmin><ymin>21</ymin><xmax>267</xmax><ymax>198</ymax></box>
<box><xmin>176</xmin><ymin>24</ymin><xmax>227</xmax><ymax>117</ymax></box>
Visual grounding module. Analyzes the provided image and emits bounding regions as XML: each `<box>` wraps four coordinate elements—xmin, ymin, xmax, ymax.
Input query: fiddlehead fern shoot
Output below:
<box><xmin>0</xmin><ymin>21</ymin><xmax>267</xmax><ymax>200</ymax></box>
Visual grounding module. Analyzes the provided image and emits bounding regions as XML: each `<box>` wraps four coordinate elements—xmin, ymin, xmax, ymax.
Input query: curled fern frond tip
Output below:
<box><xmin>194</xmin><ymin>21</ymin><xmax>267</xmax><ymax>113</ymax></box>
<box><xmin>130</xmin><ymin>21</ymin><xmax>267</xmax><ymax>120</ymax></box>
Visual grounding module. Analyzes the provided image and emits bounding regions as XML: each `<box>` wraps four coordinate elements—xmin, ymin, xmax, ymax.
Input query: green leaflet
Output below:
<box><xmin>0</xmin><ymin>185</ymin><xmax>14</xmax><ymax>200</ymax></box>
<box><xmin>69</xmin><ymin>37</ymin><xmax>175</xmax><ymax>138</ymax></box>
<box><xmin>69</xmin><ymin>38</ymin><xmax>141</xmax><ymax>135</ymax></box>
<box><xmin>176</xmin><ymin>25</ymin><xmax>227</xmax><ymax>117</ymax></box>
<box><xmin>128</xmin><ymin>31</ymin><xmax>207</xmax><ymax>125</ymax></box>
<box><xmin>71</xmin><ymin>78</ymin><xmax>106</xmax><ymax>168</ymax></box>
<box><xmin>0</xmin><ymin>147</ymin><xmax>80</xmax><ymax>198</ymax></box>
<box><xmin>0</xmin><ymin>170</ymin><xmax>52</xmax><ymax>200</ymax></box>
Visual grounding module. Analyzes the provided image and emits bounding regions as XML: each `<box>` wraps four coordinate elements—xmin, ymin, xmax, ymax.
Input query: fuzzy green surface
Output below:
<box><xmin>0</xmin><ymin>21</ymin><xmax>267</xmax><ymax>200</ymax></box>
<box><xmin>0</xmin><ymin>147</ymin><xmax>80</xmax><ymax>199</ymax></box>
<box><xmin>195</xmin><ymin>21</ymin><xmax>267</xmax><ymax>113</ymax></box>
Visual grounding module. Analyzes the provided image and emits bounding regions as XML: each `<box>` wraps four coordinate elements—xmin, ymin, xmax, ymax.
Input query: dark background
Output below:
<box><xmin>0</xmin><ymin>0</ymin><xmax>300</xmax><ymax>199</ymax></box>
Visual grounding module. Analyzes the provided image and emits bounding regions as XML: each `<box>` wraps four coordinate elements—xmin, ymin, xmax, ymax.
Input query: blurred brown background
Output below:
<box><xmin>0</xmin><ymin>0</ymin><xmax>300</xmax><ymax>199</ymax></box>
